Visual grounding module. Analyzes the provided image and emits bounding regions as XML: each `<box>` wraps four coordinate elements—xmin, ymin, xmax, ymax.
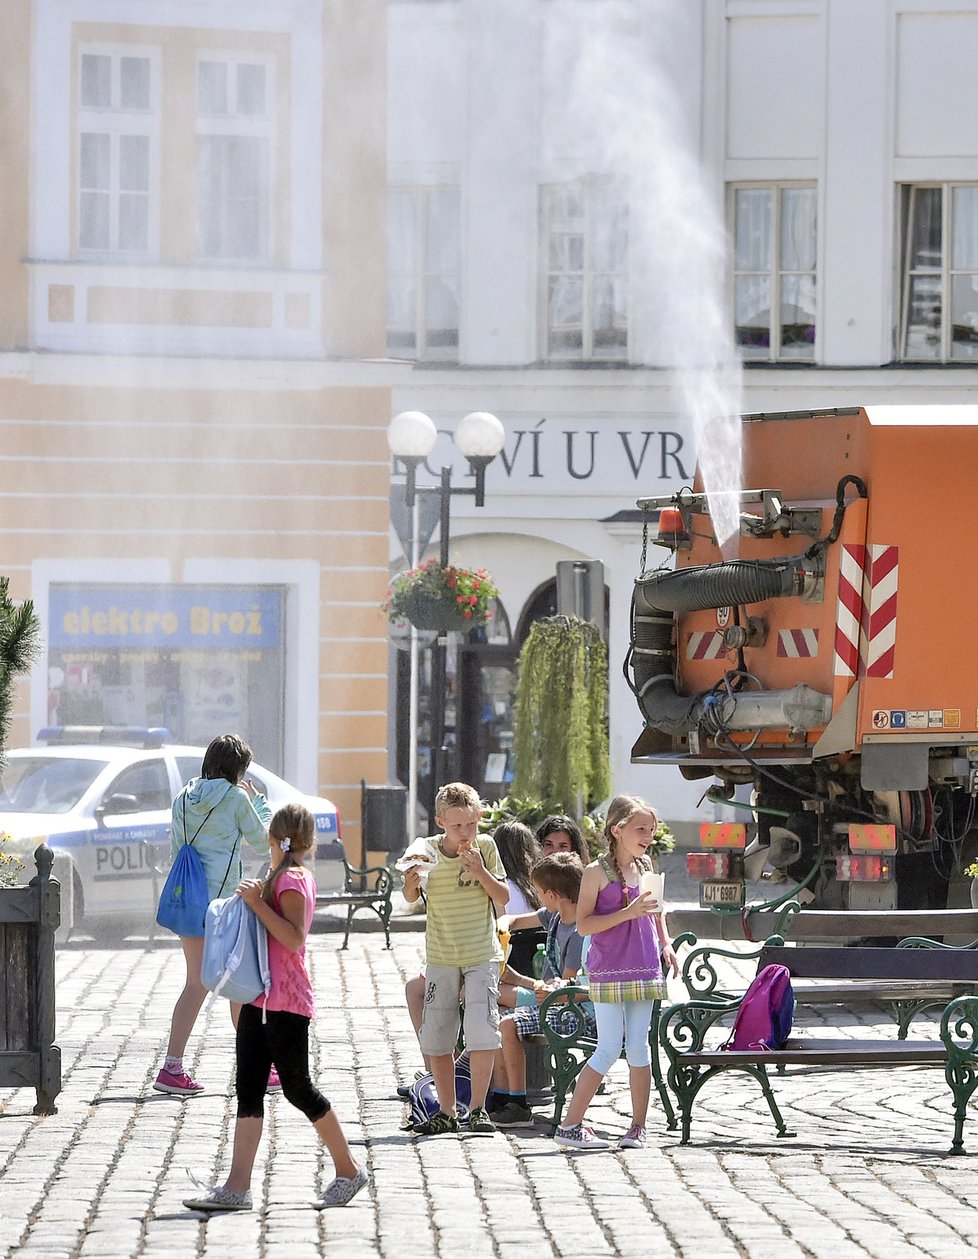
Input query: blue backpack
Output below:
<box><xmin>156</xmin><ymin>843</ymin><xmax>210</xmax><ymax>938</ymax></box>
<box><xmin>404</xmin><ymin>1055</ymin><xmax>472</xmax><ymax>1129</ymax></box>
<box><xmin>201</xmin><ymin>895</ymin><xmax>272</xmax><ymax>1006</ymax></box>
<box><xmin>722</xmin><ymin>963</ymin><xmax>795</xmax><ymax>1052</ymax></box>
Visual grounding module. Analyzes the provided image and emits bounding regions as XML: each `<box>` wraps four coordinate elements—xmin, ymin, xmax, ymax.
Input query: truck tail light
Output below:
<box><xmin>688</xmin><ymin>852</ymin><xmax>732</xmax><ymax>880</ymax></box>
<box><xmin>699</xmin><ymin>823</ymin><xmax>747</xmax><ymax>849</ymax></box>
<box><xmin>836</xmin><ymin>855</ymin><xmax>892</xmax><ymax>882</ymax></box>
<box><xmin>847</xmin><ymin>823</ymin><xmax>896</xmax><ymax>853</ymax></box>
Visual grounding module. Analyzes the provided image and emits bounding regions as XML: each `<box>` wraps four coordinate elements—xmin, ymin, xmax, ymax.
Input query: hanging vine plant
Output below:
<box><xmin>512</xmin><ymin>615</ymin><xmax>611</xmax><ymax>812</ymax></box>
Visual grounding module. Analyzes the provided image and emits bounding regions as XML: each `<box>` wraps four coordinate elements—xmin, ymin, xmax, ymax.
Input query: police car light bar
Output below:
<box><xmin>36</xmin><ymin>726</ymin><xmax>172</xmax><ymax>749</ymax></box>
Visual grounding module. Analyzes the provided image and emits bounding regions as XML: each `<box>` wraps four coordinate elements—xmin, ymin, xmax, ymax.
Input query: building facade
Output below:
<box><xmin>387</xmin><ymin>0</ymin><xmax>978</xmax><ymax>833</ymax></box>
<box><xmin>2</xmin><ymin>0</ymin><xmax>394</xmax><ymax>859</ymax></box>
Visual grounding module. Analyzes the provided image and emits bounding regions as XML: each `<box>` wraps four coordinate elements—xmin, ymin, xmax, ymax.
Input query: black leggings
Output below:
<box><xmin>236</xmin><ymin>1003</ymin><xmax>331</xmax><ymax>1122</ymax></box>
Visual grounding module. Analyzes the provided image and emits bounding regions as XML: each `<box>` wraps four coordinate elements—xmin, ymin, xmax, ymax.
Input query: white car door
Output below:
<box><xmin>91</xmin><ymin>758</ymin><xmax>173</xmax><ymax>917</ymax></box>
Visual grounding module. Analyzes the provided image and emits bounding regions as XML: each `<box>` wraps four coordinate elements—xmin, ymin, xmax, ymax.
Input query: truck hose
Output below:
<box><xmin>629</xmin><ymin>557</ymin><xmax>806</xmax><ymax>733</ymax></box>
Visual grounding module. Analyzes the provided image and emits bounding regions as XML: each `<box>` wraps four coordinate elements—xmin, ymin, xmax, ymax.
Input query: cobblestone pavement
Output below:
<box><xmin>2</xmin><ymin>921</ymin><xmax>978</xmax><ymax>1258</ymax></box>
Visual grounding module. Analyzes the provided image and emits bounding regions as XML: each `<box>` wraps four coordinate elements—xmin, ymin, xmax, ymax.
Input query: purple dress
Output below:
<box><xmin>585</xmin><ymin>859</ymin><xmax>665</xmax><ymax>1003</ymax></box>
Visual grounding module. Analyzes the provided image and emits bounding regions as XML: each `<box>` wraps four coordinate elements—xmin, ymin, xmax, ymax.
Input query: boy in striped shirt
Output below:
<box><xmin>402</xmin><ymin>782</ymin><xmax>509</xmax><ymax>1136</ymax></box>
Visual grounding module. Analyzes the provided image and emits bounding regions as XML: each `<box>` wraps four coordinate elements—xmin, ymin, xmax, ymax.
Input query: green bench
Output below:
<box><xmin>659</xmin><ymin>943</ymin><xmax>978</xmax><ymax>1154</ymax></box>
<box><xmin>315</xmin><ymin>857</ymin><xmax>394</xmax><ymax>949</ymax></box>
<box><xmin>674</xmin><ymin>912</ymin><xmax>978</xmax><ymax>1040</ymax></box>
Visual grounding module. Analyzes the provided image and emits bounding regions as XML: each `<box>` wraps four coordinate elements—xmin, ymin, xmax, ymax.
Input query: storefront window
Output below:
<box><xmin>46</xmin><ymin>584</ymin><xmax>286</xmax><ymax>771</ymax></box>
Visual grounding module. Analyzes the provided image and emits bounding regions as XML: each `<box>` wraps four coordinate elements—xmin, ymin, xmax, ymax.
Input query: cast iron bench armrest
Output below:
<box><xmin>537</xmin><ymin>984</ymin><xmax>596</xmax><ymax>1129</ymax></box>
<box><xmin>677</xmin><ymin>929</ymin><xmax>788</xmax><ymax>1001</ymax></box>
<box><xmin>314</xmin><ymin>860</ymin><xmax>395</xmax><ymax>950</ymax></box>
<box><xmin>536</xmin><ymin>983</ymin><xmax>676</xmax><ymax>1131</ymax></box>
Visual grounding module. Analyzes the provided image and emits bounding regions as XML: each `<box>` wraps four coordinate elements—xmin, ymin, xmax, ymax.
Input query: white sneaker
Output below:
<box><xmin>553</xmin><ymin>1122</ymin><xmax>610</xmax><ymax>1151</ymax></box>
<box><xmin>315</xmin><ymin>1166</ymin><xmax>368</xmax><ymax>1209</ymax></box>
<box><xmin>617</xmin><ymin>1124</ymin><xmax>647</xmax><ymax>1150</ymax></box>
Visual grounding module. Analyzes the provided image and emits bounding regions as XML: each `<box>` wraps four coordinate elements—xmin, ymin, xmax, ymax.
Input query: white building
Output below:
<box><xmin>387</xmin><ymin>0</ymin><xmax>978</xmax><ymax>835</ymax></box>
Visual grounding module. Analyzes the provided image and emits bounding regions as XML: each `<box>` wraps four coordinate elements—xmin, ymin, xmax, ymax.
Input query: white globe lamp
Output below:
<box><xmin>454</xmin><ymin>411</ymin><xmax>506</xmax><ymax>460</ymax></box>
<box><xmin>387</xmin><ymin>410</ymin><xmax>438</xmax><ymax>459</ymax></box>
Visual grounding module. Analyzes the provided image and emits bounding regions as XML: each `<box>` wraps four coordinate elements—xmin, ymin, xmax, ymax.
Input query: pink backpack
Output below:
<box><xmin>722</xmin><ymin>963</ymin><xmax>795</xmax><ymax>1051</ymax></box>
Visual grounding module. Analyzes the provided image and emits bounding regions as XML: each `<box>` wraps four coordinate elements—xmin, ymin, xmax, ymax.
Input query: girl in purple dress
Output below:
<box><xmin>553</xmin><ymin>795</ymin><xmax>678</xmax><ymax>1152</ymax></box>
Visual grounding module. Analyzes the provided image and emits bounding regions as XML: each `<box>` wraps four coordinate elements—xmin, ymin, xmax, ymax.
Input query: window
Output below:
<box><xmin>732</xmin><ymin>184</ymin><xmax>816</xmax><ymax>361</ymax></box>
<box><xmin>197</xmin><ymin>57</ymin><xmax>273</xmax><ymax>262</ymax></box>
<box><xmin>541</xmin><ymin>178</ymin><xmax>627</xmax><ymax>362</ymax></box>
<box><xmin>104</xmin><ymin>760</ymin><xmax>170</xmax><ymax>813</ymax></box>
<box><xmin>387</xmin><ymin>187</ymin><xmax>460</xmax><ymax>360</ymax></box>
<box><xmin>77</xmin><ymin>48</ymin><xmax>158</xmax><ymax>256</ymax></box>
<box><xmin>900</xmin><ymin>184</ymin><xmax>978</xmax><ymax>362</ymax></box>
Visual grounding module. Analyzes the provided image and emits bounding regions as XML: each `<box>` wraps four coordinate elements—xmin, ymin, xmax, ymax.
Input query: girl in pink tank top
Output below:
<box><xmin>184</xmin><ymin>804</ymin><xmax>369</xmax><ymax>1214</ymax></box>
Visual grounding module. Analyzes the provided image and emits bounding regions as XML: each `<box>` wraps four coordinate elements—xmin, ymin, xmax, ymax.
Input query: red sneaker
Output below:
<box><xmin>153</xmin><ymin>1067</ymin><xmax>204</xmax><ymax>1096</ymax></box>
<box><xmin>267</xmin><ymin>1067</ymin><xmax>282</xmax><ymax>1092</ymax></box>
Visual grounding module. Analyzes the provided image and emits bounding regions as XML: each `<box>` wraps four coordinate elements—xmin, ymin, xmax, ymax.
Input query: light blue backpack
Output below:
<box><xmin>201</xmin><ymin>895</ymin><xmax>272</xmax><ymax>1006</ymax></box>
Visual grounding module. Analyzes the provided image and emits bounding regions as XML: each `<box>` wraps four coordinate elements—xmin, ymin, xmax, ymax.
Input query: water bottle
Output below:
<box><xmin>532</xmin><ymin>943</ymin><xmax>547</xmax><ymax>979</ymax></box>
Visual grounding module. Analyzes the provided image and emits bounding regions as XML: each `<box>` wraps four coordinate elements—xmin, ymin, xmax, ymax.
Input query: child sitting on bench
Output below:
<box><xmin>490</xmin><ymin>852</ymin><xmax>592</xmax><ymax>1126</ymax></box>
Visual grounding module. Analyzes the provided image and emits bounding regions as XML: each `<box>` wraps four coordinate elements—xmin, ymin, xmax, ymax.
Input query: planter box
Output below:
<box><xmin>0</xmin><ymin>845</ymin><xmax>61</xmax><ymax>1114</ymax></box>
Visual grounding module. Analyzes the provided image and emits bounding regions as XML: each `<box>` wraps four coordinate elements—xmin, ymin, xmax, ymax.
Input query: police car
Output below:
<box><xmin>0</xmin><ymin>727</ymin><xmax>344</xmax><ymax>936</ymax></box>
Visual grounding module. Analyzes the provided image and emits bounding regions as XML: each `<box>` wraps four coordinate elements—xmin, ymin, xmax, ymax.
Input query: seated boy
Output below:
<box><xmin>490</xmin><ymin>852</ymin><xmax>595</xmax><ymax>1127</ymax></box>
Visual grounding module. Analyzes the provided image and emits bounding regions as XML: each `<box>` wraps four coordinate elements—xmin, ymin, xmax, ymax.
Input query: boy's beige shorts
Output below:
<box><xmin>419</xmin><ymin>962</ymin><xmax>501</xmax><ymax>1056</ymax></box>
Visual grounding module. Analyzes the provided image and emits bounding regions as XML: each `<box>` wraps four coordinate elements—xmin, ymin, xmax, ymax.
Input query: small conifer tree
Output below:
<box><xmin>0</xmin><ymin>578</ymin><xmax>41</xmax><ymax>772</ymax></box>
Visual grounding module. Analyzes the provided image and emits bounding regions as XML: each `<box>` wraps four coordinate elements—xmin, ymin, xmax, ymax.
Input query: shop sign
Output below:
<box><xmin>49</xmin><ymin>586</ymin><xmax>282</xmax><ymax>650</ymax></box>
<box><xmin>397</xmin><ymin>419</ymin><xmax>693</xmax><ymax>495</ymax></box>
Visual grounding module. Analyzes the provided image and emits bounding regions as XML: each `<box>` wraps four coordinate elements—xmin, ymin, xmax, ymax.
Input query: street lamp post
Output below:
<box><xmin>387</xmin><ymin>409</ymin><xmax>506</xmax><ymax>834</ymax></box>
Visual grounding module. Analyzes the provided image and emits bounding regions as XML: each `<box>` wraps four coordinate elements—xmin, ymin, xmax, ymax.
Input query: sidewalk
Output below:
<box><xmin>0</xmin><ymin>926</ymin><xmax>977</xmax><ymax>1258</ymax></box>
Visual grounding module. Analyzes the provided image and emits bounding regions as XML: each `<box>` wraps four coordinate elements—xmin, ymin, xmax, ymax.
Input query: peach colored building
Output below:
<box><xmin>0</xmin><ymin>0</ymin><xmax>396</xmax><ymax>860</ymax></box>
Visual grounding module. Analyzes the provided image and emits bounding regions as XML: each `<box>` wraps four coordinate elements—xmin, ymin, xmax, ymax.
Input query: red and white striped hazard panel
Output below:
<box><xmin>777</xmin><ymin>629</ymin><xmax>819</xmax><ymax>658</ymax></box>
<box><xmin>685</xmin><ymin>631</ymin><xmax>726</xmax><ymax>661</ymax></box>
<box><xmin>834</xmin><ymin>544</ymin><xmax>898</xmax><ymax>679</ymax></box>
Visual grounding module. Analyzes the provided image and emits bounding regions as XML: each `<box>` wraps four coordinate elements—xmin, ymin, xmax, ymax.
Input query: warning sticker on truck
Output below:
<box><xmin>879</xmin><ymin>708</ymin><xmax>964</xmax><ymax>730</ymax></box>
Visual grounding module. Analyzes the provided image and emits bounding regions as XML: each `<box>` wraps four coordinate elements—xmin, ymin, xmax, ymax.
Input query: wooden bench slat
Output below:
<box><xmin>759</xmin><ymin>945</ymin><xmax>978</xmax><ymax>982</ymax></box>
<box><xmin>671</xmin><ymin>907</ymin><xmax>978</xmax><ymax>942</ymax></box>
<box><xmin>683</xmin><ymin>1039</ymin><xmax>947</xmax><ymax>1067</ymax></box>
<box><xmin>793</xmin><ymin>980</ymin><xmax>968</xmax><ymax>1002</ymax></box>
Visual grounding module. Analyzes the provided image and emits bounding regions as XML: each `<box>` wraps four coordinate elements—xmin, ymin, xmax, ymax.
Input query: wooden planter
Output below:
<box><xmin>0</xmin><ymin>845</ymin><xmax>61</xmax><ymax>1114</ymax></box>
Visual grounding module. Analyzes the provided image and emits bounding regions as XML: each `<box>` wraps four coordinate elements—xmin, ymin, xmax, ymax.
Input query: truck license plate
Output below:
<box><xmin>700</xmin><ymin>880</ymin><xmax>745</xmax><ymax>908</ymax></box>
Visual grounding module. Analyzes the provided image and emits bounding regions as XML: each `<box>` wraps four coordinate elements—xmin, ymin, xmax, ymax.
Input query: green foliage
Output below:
<box><xmin>512</xmin><ymin>615</ymin><xmax>611</xmax><ymax>813</ymax></box>
<box><xmin>0</xmin><ymin>832</ymin><xmax>23</xmax><ymax>888</ymax></box>
<box><xmin>478</xmin><ymin>795</ymin><xmax>562</xmax><ymax>835</ymax></box>
<box><xmin>0</xmin><ymin>578</ymin><xmax>41</xmax><ymax>776</ymax></box>
<box><xmin>580</xmin><ymin>811</ymin><xmax>676</xmax><ymax>862</ymax></box>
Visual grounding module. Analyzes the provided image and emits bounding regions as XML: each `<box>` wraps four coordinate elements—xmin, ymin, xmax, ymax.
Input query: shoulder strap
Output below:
<box><xmin>183</xmin><ymin>796</ymin><xmax>219</xmax><ymax>846</ymax></box>
<box><xmin>597</xmin><ymin>853</ymin><xmax>618</xmax><ymax>883</ymax></box>
<box><xmin>182</xmin><ymin>793</ymin><xmax>239</xmax><ymax>897</ymax></box>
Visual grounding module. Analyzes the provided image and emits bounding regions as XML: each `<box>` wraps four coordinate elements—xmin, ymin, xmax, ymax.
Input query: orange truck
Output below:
<box><xmin>628</xmin><ymin>405</ymin><xmax>978</xmax><ymax>912</ymax></box>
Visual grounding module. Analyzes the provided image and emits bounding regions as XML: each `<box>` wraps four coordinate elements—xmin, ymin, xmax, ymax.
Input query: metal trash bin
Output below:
<box><xmin>361</xmin><ymin>782</ymin><xmax>408</xmax><ymax>865</ymax></box>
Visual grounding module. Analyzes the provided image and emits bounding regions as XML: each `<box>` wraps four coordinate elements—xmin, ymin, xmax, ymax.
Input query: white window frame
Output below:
<box><xmin>540</xmin><ymin>177</ymin><xmax>628</xmax><ymax>363</ymax></box>
<box><xmin>898</xmin><ymin>182</ymin><xmax>978</xmax><ymax>363</ymax></box>
<box><xmin>730</xmin><ymin>181</ymin><xmax>817</xmax><ymax>364</ymax></box>
<box><xmin>76</xmin><ymin>43</ymin><xmax>160</xmax><ymax>260</ymax></box>
<box><xmin>387</xmin><ymin>185</ymin><xmax>461</xmax><ymax>362</ymax></box>
<box><xmin>195</xmin><ymin>52</ymin><xmax>275</xmax><ymax>265</ymax></box>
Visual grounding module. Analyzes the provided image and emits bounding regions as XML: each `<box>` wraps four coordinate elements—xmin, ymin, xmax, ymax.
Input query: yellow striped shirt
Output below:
<box><xmin>425</xmin><ymin>835</ymin><xmax>505</xmax><ymax>968</ymax></box>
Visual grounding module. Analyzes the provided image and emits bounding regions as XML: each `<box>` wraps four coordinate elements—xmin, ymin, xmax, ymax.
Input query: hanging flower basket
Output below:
<box><xmin>383</xmin><ymin>561</ymin><xmax>499</xmax><ymax>632</ymax></box>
